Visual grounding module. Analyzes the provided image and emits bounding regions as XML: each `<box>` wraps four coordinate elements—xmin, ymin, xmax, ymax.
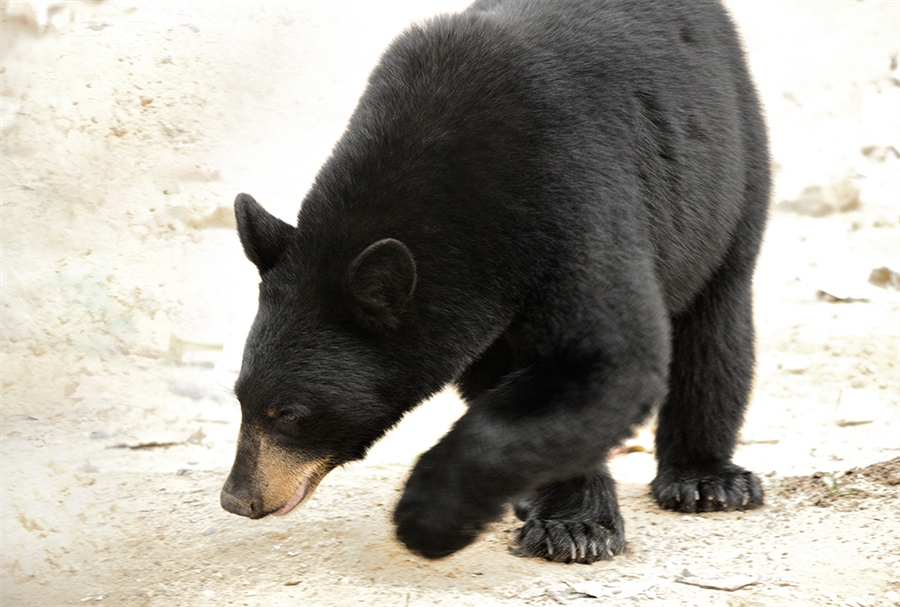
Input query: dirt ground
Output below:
<box><xmin>1</xmin><ymin>1</ymin><xmax>899</xmax><ymax>606</ymax></box>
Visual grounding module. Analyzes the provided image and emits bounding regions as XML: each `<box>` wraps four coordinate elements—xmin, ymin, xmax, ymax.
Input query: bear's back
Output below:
<box><xmin>298</xmin><ymin>0</ymin><xmax>769</xmax><ymax>317</ymax></box>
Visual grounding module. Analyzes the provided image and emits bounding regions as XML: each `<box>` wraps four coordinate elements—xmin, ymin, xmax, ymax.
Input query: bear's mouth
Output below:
<box><xmin>269</xmin><ymin>461</ymin><xmax>333</xmax><ymax>517</ymax></box>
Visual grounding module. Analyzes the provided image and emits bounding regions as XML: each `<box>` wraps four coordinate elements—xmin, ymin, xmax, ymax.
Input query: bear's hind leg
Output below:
<box><xmin>515</xmin><ymin>464</ymin><xmax>625</xmax><ymax>563</ymax></box>
<box><xmin>651</xmin><ymin>249</ymin><xmax>764</xmax><ymax>513</ymax></box>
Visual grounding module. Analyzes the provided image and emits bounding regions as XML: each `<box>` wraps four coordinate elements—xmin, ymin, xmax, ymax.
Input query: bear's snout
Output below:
<box><xmin>220</xmin><ymin>480</ymin><xmax>266</xmax><ymax>519</ymax></box>
<box><xmin>221</xmin><ymin>427</ymin><xmax>335</xmax><ymax>519</ymax></box>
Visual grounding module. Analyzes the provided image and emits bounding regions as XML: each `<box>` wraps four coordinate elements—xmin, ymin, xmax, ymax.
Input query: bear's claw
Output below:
<box><xmin>651</xmin><ymin>463</ymin><xmax>763</xmax><ymax>513</ymax></box>
<box><xmin>516</xmin><ymin>519</ymin><xmax>626</xmax><ymax>564</ymax></box>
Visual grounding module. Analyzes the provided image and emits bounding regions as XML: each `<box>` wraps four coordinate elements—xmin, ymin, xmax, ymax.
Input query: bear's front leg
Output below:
<box><xmin>394</xmin><ymin>352</ymin><xmax>666</xmax><ymax>560</ymax></box>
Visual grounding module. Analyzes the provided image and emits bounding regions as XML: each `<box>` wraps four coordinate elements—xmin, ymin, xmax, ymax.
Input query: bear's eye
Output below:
<box><xmin>278</xmin><ymin>410</ymin><xmax>303</xmax><ymax>425</ymax></box>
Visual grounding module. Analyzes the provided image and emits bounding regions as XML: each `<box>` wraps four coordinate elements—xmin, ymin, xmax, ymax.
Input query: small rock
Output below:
<box><xmin>167</xmin><ymin>379</ymin><xmax>206</xmax><ymax>401</ymax></box>
<box><xmin>869</xmin><ymin>267</ymin><xmax>900</xmax><ymax>290</ymax></box>
<box><xmin>202</xmin><ymin>527</ymin><xmax>216</xmax><ymax>536</ymax></box>
<box><xmin>187</xmin><ymin>429</ymin><xmax>205</xmax><ymax>445</ymax></box>
<box><xmin>90</xmin><ymin>430</ymin><xmax>111</xmax><ymax>440</ymax></box>
<box><xmin>780</xmin><ymin>178</ymin><xmax>860</xmax><ymax>217</ymax></box>
<box><xmin>778</xmin><ymin>355</ymin><xmax>810</xmax><ymax>374</ymax></box>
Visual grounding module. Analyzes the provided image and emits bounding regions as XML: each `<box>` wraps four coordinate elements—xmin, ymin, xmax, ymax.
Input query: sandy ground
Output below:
<box><xmin>1</xmin><ymin>1</ymin><xmax>899</xmax><ymax>606</ymax></box>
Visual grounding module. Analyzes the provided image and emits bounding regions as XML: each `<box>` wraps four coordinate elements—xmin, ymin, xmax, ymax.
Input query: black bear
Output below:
<box><xmin>220</xmin><ymin>0</ymin><xmax>769</xmax><ymax>563</ymax></box>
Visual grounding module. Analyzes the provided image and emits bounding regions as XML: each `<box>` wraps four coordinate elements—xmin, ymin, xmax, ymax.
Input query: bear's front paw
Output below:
<box><xmin>517</xmin><ymin>519</ymin><xmax>626</xmax><ymax>564</ymax></box>
<box><xmin>393</xmin><ymin>493</ymin><xmax>479</xmax><ymax>560</ymax></box>
<box><xmin>651</xmin><ymin>463</ymin><xmax>763</xmax><ymax>513</ymax></box>
<box><xmin>393</xmin><ymin>458</ymin><xmax>505</xmax><ymax>559</ymax></box>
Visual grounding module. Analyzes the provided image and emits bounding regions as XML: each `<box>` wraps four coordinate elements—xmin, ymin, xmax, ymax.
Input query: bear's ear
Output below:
<box><xmin>234</xmin><ymin>193</ymin><xmax>294</xmax><ymax>274</ymax></box>
<box><xmin>347</xmin><ymin>239</ymin><xmax>416</xmax><ymax>330</ymax></box>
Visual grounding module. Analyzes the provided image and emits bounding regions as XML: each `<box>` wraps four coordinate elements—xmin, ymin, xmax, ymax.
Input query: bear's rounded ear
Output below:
<box><xmin>234</xmin><ymin>193</ymin><xmax>295</xmax><ymax>274</ymax></box>
<box><xmin>347</xmin><ymin>239</ymin><xmax>416</xmax><ymax>331</ymax></box>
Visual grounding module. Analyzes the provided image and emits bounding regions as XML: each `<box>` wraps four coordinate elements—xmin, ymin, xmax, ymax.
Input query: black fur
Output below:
<box><xmin>225</xmin><ymin>0</ymin><xmax>770</xmax><ymax>563</ymax></box>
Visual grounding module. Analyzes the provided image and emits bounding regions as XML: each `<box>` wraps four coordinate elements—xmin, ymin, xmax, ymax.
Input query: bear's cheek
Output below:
<box><xmin>255</xmin><ymin>435</ymin><xmax>334</xmax><ymax>517</ymax></box>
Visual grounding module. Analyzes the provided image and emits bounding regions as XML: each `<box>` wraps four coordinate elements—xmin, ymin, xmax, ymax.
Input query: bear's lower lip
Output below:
<box><xmin>272</xmin><ymin>477</ymin><xmax>311</xmax><ymax>517</ymax></box>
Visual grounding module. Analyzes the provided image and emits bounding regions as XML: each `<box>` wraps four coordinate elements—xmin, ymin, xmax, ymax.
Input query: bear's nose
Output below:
<box><xmin>220</xmin><ymin>487</ymin><xmax>263</xmax><ymax>518</ymax></box>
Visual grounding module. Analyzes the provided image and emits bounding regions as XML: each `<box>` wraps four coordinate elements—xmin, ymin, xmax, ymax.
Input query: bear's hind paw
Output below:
<box><xmin>516</xmin><ymin>519</ymin><xmax>626</xmax><ymax>564</ymax></box>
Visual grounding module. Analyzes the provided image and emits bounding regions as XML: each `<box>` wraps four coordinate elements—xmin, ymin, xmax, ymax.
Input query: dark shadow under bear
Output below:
<box><xmin>220</xmin><ymin>0</ymin><xmax>769</xmax><ymax>564</ymax></box>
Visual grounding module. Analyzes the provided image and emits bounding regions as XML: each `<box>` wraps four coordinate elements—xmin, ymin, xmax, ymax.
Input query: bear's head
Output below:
<box><xmin>220</xmin><ymin>193</ymin><xmax>419</xmax><ymax>519</ymax></box>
